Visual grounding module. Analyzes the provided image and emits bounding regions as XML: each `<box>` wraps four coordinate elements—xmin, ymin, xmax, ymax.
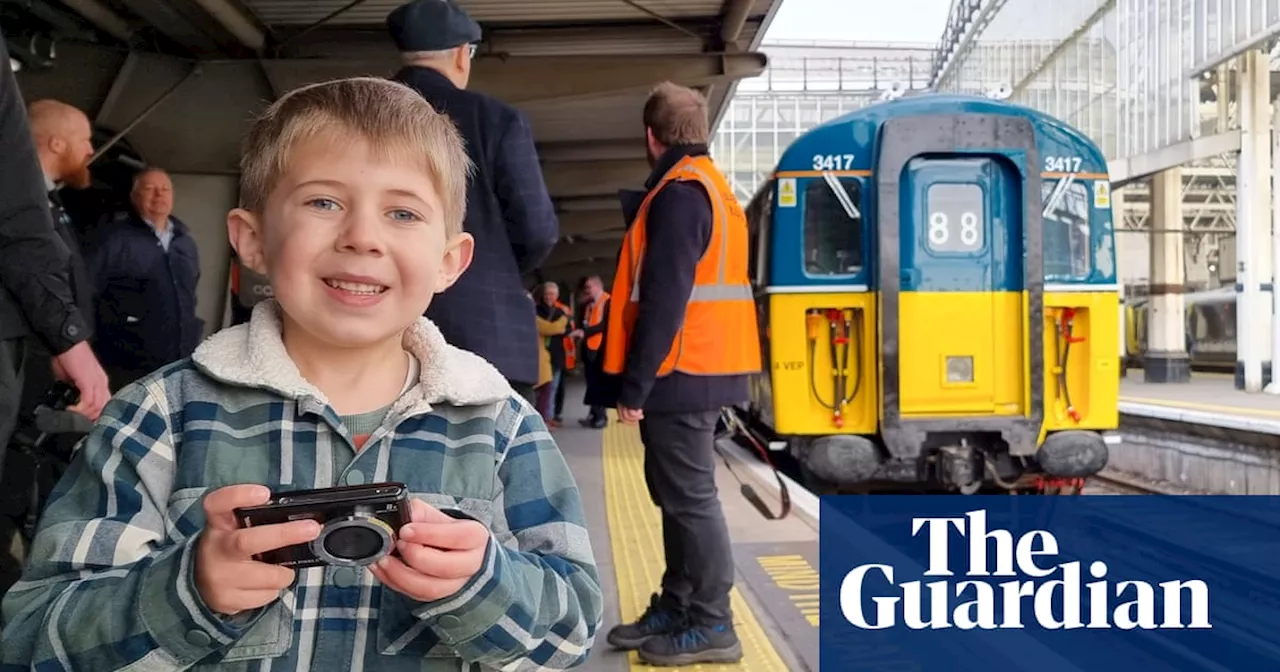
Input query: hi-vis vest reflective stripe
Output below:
<box><xmin>585</xmin><ymin>292</ymin><xmax>610</xmax><ymax>351</ymax></box>
<box><xmin>556</xmin><ymin>300</ymin><xmax>577</xmax><ymax>369</ymax></box>
<box><xmin>603</xmin><ymin>155</ymin><xmax>762</xmax><ymax>378</ymax></box>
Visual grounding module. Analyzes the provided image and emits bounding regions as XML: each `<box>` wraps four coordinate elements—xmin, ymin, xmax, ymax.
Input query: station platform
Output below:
<box><xmin>1120</xmin><ymin>370</ymin><xmax>1280</xmax><ymax>434</ymax></box>
<box><xmin>552</xmin><ymin>380</ymin><xmax>817</xmax><ymax>671</ymax></box>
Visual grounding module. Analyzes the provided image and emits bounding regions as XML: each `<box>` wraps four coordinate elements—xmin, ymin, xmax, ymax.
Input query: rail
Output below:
<box><xmin>1088</xmin><ymin>469</ymin><xmax>1203</xmax><ymax>495</ymax></box>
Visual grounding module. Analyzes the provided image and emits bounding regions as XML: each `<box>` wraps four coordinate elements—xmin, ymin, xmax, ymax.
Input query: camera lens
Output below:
<box><xmin>323</xmin><ymin>525</ymin><xmax>384</xmax><ymax>560</ymax></box>
<box><xmin>310</xmin><ymin>511</ymin><xmax>395</xmax><ymax>567</ymax></box>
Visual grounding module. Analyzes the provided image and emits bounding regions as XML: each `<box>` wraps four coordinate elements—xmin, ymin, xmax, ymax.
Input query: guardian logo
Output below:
<box><xmin>820</xmin><ymin>496</ymin><xmax>1279</xmax><ymax>671</ymax></box>
<box><xmin>838</xmin><ymin>510</ymin><xmax>1212</xmax><ymax>631</ymax></box>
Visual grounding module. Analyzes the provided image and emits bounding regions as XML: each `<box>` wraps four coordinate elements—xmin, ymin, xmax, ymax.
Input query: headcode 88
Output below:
<box><xmin>926</xmin><ymin>211</ymin><xmax>982</xmax><ymax>250</ymax></box>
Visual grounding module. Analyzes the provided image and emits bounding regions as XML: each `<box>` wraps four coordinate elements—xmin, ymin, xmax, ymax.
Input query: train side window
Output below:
<box><xmin>747</xmin><ymin>180</ymin><xmax>774</xmax><ymax>287</ymax></box>
<box><xmin>1041</xmin><ymin>180</ymin><xmax>1091</xmax><ymax>279</ymax></box>
<box><xmin>1191</xmin><ymin>305</ymin><xmax>1209</xmax><ymax>340</ymax></box>
<box><xmin>1199</xmin><ymin>301</ymin><xmax>1227</xmax><ymax>341</ymax></box>
<box><xmin>803</xmin><ymin>177</ymin><xmax>863</xmax><ymax>276</ymax></box>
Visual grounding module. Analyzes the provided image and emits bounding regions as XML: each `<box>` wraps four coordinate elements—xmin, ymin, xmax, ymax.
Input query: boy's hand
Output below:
<box><xmin>195</xmin><ymin>484</ymin><xmax>322</xmax><ymax>617</ymax></box>
<box><xmin>370</xmin><ymin>498</ymin><xmax>490</xmax><ymax>603</ymax></box>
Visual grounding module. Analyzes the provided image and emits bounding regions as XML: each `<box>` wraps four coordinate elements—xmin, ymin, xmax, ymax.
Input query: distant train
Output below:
<box><xmin>725</xmin><ymin>93</ymin><xmax>1120</xmax><ymax>496</ymax></box>
<box><xmin>1124</xmin><ymin>287</ymin><xmax>1238</xmax><ymax>372</ymax></box>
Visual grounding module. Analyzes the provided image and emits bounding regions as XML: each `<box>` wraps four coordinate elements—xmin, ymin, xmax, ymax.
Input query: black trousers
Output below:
<box><xmin>553</xmin><ymin>367</ymin><xmax>567</xmax><ymax>418</ymax></box>
<box><xmin>580</xmin><ymin>352</ymin><xmax>610</xmax><ymax>420</ymax></box>
<box><xmin>639</xmin><ymin>409</ymin><xmax>734</xmax><ymax>626</ymax></box>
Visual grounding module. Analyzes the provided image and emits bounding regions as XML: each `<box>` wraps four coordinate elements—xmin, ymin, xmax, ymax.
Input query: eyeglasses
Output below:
<box><xmin>467</xmin><ymin>43</ymin><xmax>478</xmax><ymax>59</ymax></box>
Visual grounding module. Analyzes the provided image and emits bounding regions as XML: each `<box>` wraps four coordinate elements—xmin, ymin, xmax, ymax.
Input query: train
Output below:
<box><xmin>724</xmin><ymin>93</ymin><xmax>1121</xmax><ymax>496</ymax></box>
<box><xmin>1123</xmin><ymin>288</ymin><xmax>1239</xmax><ymax>373</ymax></box>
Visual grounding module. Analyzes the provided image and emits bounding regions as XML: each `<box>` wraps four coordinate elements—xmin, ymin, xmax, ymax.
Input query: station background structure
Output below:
<box><xmin>928</xmin><ymin>0</ymin><xmax>1252</xmax><ymax>295</ymax></box>
<box><xmin>710</xmin><ymin>39</ymin><xmax>935</xmax><ymax>200</ymax></box>
<box><xmin>715</xmin><ymin>29</ymin><xmax>1247</xmax><ymax>295</ymax></box>
<box><xmin>930</xmin><ymin>0</ymin><xmax>1280</xmax><ymax>391</ymax></box>
<box><xmin>715</xmin><ymin>1</ymin><xmax>1280</xmax><ymax>392</ymax></box>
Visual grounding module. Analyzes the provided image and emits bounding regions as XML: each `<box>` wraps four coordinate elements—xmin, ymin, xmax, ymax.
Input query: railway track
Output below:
<box><xmin>1086</xmin><ymin>469</ymin><xmax>1203</xmax><ymax>495</ymax></box>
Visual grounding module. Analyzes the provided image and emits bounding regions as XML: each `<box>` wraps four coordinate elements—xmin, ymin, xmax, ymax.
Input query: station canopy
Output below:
<box><xmin>4</xmin><ymin>0</ymin><xmax>779</xmax><ymax>285</ymax></box>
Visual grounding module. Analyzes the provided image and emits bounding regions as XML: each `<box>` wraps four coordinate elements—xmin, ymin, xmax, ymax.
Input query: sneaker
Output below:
<box><xmin>637</xmin><ymin>623</ymin><xmax>743</xmax><ymax>666</ymax></box>
<box><xmin>606</xmin><ymin>594</ymin><xmax>682</xmax><ymax>650</ymax></box>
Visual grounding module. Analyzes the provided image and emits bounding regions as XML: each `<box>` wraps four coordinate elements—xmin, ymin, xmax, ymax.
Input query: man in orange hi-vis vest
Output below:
<box><xmin>601</xmin><ymin>82</ymin><xmax>760</xmax><ymax>666</ymax></box>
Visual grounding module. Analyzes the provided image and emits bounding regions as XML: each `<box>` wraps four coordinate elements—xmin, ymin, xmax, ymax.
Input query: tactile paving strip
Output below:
<box><xmin>602</xmin><ymin>415</ymin><xmax>789</xmax><ymax>671</ymax></box>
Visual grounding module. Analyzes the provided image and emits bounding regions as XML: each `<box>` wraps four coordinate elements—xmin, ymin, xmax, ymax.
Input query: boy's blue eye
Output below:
<box><xmin>389</xmin><ymin>209</ymin><xmax>420</xmax><ymax>223</ymax></box>
<box><xmin>307</xmin><ymin>198</ymin><xmax>339</xmax><ymax>211</ymax></box>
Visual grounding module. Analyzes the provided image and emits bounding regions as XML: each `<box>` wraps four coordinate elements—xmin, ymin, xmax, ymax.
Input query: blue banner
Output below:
<box><xmin>819</xmin><ymin>495</ymin><xmax>1280</xmax><ymax>671</ymax></box>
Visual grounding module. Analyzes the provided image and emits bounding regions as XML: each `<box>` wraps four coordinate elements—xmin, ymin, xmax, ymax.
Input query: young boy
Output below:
<box><xmin>0</xmin><ymin>77</ymin><xmax>603</xmax><ymax>671</ymax></box>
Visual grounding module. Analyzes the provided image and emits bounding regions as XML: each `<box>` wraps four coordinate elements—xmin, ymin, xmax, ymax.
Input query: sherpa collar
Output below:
<box><xmin>192</xmin><ymin>300</ymin><xmax>513</xmax><ymax>413</ymax></box>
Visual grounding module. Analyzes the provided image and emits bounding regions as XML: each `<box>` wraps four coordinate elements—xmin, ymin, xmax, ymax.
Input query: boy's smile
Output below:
<box><xmin>322</xmin><ymin>274</ymin><xmax>390</xmax><ymax>306</ymax></box>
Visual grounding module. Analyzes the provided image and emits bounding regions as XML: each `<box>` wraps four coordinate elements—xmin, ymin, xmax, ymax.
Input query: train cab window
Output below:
<box><xmin>803</xmin><ymin>177</ymin><xmax>863</xmax><ymax>276</ymax></box>
<box><xmin>1041</xmin><ymin>180</ymin><xmax>1091</xmax><ymax>278</ymax></box>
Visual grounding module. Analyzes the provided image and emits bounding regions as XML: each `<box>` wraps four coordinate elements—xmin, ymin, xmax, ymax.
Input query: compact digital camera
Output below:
<box><xmin>234</xmin><ymin>482</ymin><xmax>411</xmax><ymax>568</ymax></box>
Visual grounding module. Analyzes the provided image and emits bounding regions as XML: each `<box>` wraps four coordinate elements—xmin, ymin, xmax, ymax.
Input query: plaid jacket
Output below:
<box><xmin>0</xmin><ymin>300</ymin><xmax>603</xmax><ymax>671</ymax></box>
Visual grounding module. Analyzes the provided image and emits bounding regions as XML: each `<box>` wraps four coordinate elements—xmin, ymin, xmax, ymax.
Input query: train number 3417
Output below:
<box><xmin>1044</xmin><ymin>155</ymin><xmax>1083</xmax><ymax>172</ymax></box>
<box><xmin>813</xmin><ymin>154</ymin><xmax>856</xmax><ymax>171</ymax></box>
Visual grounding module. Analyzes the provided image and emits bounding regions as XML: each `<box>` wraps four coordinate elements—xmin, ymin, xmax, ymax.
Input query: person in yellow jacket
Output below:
<box><xmin>531</xmin><ymin>290</ymin><xmax>568</xmax><ymax>392</ymax></box>
<box><xmin>534</xmin><ymin>282</ymin><xmax>571</xmax><ymax>425</ymax></box>
<box><xmin>601</xmin><ymin>82</ymin><xmax>761</xmax><ymax>666</ymax></box>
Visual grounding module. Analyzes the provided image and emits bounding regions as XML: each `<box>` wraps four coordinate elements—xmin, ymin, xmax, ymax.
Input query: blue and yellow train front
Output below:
<box><xmin>745</xmin><ymin>101</ymin><xmax>1120</xmax><ymax>494</ymax></box>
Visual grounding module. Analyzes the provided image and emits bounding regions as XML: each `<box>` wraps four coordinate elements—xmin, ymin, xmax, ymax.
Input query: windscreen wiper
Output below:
<box><xmin>823</xmin><ymin>171</ymin><xmax>861</xmax><ymax>220</ymax></box>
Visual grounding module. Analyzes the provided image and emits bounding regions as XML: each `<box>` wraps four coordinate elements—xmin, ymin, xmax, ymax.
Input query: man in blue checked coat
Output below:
<box><xmin>388</xmin><ymin>0</ymin><xmax>560</xmax><ymax>400</ymax></box>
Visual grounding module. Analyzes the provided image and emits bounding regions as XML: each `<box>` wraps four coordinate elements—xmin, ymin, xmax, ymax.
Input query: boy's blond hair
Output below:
<box><xmin>239</xmin><ymin>77</ymin><xmax>471</xmax><ymax>236</ymax></box>
<box><xmin>642</xmin><ymin>81</ymin><xmax>710</xmax><ymax>147</ymax></box>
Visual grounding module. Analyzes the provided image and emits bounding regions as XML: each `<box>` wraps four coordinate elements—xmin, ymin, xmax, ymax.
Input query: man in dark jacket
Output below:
<box><xmin>387</xmin><ymin>0</ymin><xmax>559</xmax><ymax>399</ymax></box>
<box><xmin>573</xmin><ymin>275</ymin><xmax>611</xmax><ymax>428</ymax></box>
<box><xmin>0</xmin><ymin>32</ymin><xmax>109</xmax><ymax>454</ymax></box>
<box><xmin>87</xmin><ymin>168</ymin><xmax>203</xmax><ymax>391</ymax></box>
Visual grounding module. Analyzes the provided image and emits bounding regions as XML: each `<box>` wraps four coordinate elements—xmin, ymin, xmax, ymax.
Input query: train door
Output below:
<box><xmin>895</xmin><ymin>157</ymin><xmax>1025</xmax><ymax>417</ymax></box>
<box><xmin>875</xmin><ymin>113</ymin><xmax>1044</xmax><ymax>458</ymax></box>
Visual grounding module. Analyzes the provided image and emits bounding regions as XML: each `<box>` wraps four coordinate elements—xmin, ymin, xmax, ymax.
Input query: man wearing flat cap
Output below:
<box><xmin>388</xmin><ymin>0</ymin><xmax>559</xmax><ymax>400</ymax></box>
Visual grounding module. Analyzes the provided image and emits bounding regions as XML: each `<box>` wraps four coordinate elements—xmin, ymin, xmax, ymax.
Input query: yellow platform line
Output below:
<box><xmin>602</xmin><ymin>415</ymin><xmax>790</xmax><ymax>671</ymax></box>
<box><xmin>1120</xmin><ymin>395</ymin><xmax>1280</xmax><ymax>419</ymax></box>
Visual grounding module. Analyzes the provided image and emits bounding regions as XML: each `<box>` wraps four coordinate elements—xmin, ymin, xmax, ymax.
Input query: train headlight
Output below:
<box><xmin>946</xmin><ymin>356</ymin><xmax>974</xmax><ymax>383</ymax></box>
